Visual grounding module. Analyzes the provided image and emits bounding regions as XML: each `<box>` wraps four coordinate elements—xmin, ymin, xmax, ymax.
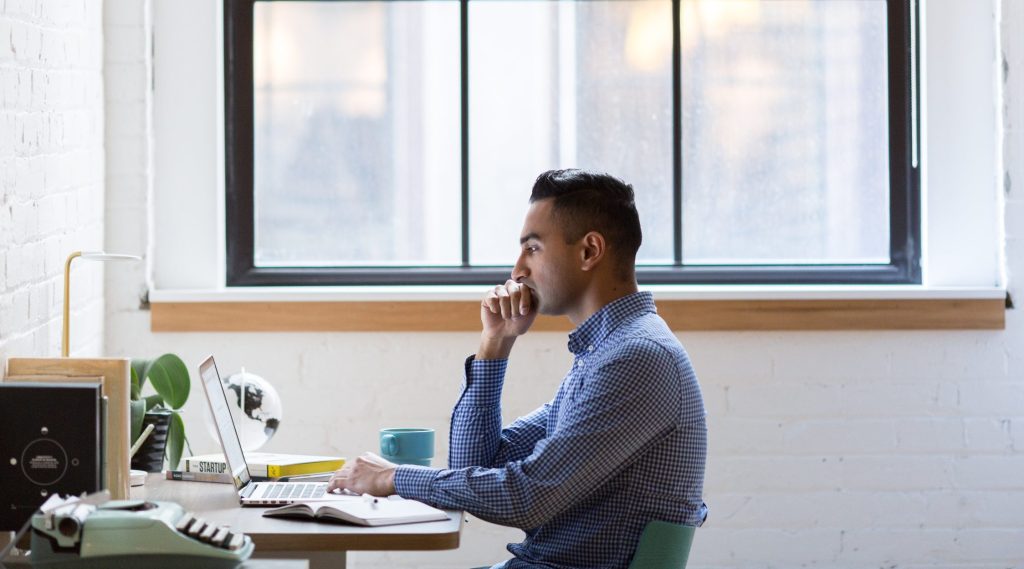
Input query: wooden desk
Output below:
<box><xmin>1</xmin><ymin>559</ymin><xmax>307</xmax><ymax>569</ymax></box>
<box><xmin>132</xmin><ymin>474</ymin><xmax>463</xmax><ymax>569</ymax></box>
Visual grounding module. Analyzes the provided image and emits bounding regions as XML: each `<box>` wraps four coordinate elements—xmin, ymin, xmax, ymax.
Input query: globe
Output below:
<box><xmin>205</xmin><ymin>369</ymin><xmax>283</xmax><ymax>451</ymax></box>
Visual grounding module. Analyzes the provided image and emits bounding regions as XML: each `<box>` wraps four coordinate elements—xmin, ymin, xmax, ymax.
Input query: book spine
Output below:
<box><xmin>184</xmin><ymin>458</ymin><xmax>229</xmax><ymax>474</ymax></box>
<box><xmin>165</xmin><ymin>470</ymin><xmax>232</xmax><ymax>484</ymax></box>
<box><xmin>99</xmin><ymin>395</ymin><xmax>107</xmax><ymax>495</ymax></box>
<box><xmin>266</xmin><ymin>459</ymin><xmax>345</xmax><ymax>478</ymax></box>
<box><xmin>186</xmin><ymin>458</ymin><xmax>267</xmax><ymax>477</ymax></box>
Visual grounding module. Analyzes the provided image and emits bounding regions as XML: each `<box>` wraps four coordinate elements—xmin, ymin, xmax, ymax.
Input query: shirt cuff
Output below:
<box><xmin>461</xmin><ymin>354</ymin><xmax>508</xmax><ymax>407</ymax></box>
<box><xmin>393</xmin><ymin>464</ymin><xmax>441</xmax><ymax>501</ymax></box>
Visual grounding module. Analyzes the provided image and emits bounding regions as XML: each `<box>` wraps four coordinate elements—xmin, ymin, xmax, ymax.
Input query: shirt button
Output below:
<box><xmin>587</xmin><ymin>345</ymin><xmax>594</xmax><ymax>352</ymax></box>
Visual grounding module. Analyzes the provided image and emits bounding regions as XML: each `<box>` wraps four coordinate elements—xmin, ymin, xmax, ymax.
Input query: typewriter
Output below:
<box><xmin>18</xmin><ymin>492</ymin><xmax>253</xmax><ymax>568</ymax></box>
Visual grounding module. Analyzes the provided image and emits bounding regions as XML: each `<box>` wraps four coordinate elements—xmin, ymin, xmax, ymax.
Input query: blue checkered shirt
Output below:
<box><xmin>394</xmin><ymin>291</ymin><xmax>707</xmax><ymax>569</ymax></box>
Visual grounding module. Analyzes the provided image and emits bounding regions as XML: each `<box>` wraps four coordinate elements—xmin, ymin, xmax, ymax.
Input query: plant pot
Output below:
<box><xmin>130</xmin><ymin>409</ymin><xmax>172</xmax><ymax>472</ymax></box>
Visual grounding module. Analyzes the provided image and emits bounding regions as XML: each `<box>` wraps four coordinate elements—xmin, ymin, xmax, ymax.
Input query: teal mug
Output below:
<box><xmin>380</xmin><ymin>428</ymin><xmax>435</xmax><ymax>466</ymax></box>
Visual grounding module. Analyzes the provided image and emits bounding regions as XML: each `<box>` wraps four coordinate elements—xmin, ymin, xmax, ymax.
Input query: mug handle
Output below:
<box><xmin>382</xmin><ymin>434</ymin><xmax>398</xmax><ymax>456</ymax></box>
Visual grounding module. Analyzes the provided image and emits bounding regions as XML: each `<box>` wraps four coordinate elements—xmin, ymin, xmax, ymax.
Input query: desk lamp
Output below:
<box><xmin>62</xmin><ymin>251</ymin><xmax>141</xmax><ymax>357</ymax></box>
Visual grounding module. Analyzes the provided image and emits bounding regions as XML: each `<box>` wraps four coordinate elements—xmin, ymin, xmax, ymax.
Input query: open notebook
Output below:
<box><xmin>262</xmin><ymin>495</ymin><xmax>448</xmax><ymax>527</ymax></box>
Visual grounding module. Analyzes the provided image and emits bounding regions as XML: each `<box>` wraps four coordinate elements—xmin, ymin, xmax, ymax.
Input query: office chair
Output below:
<box><xmin>627</xmin><ymin>520</ymin><xmax>696</xmax><ymax>569</ymax></box>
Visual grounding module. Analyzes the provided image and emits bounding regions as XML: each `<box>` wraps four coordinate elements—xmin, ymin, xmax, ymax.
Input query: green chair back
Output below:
<box><xmin>627</xmin><ymin>520</ymin><xmax>696</xmax><ymax>569</ymax></box>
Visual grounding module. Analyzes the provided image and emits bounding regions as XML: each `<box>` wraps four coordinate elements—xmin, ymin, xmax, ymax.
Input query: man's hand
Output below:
<box><xmin>478</xmin><ymin>280</ymin><xmax>537</xmax><ymax>360</ymax></box>
<box><xmin>327</xmin><ymin>452</ymin><xmax>397</xmax><ymax>496</ymax></box>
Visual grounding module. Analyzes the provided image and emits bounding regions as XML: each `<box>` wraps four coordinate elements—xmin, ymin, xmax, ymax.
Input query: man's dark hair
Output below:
<box><xmin>530</xmin><ymin>169</ymin><xmax>642</xmax><ymax>277</ymax></box>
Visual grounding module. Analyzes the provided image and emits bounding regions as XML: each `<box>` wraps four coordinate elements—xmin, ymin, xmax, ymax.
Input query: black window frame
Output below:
<box><xmin>225</xmin><ymin>0</ymin><xmax>921</xmax><ymax>286</ymax></box>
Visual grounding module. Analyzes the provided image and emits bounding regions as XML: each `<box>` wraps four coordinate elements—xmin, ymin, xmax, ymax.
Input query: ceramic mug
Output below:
<box><xmin>380</xmin><ymin>428</ymin><xmax>435</xmax><ymax>466</ymax></box>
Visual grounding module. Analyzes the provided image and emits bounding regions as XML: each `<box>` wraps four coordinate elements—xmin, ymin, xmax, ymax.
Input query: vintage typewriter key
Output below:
<box><xmin>174</xmin><ymin>513</ymin><xmax>196</xmax><ymax>533</ymax></box>
<box><xmin>227</xmin><ymin>533</ymin><xmax>245</xmax><ymax>551</ymax></box>
<box><xmin>199</xmin><ymin>522</ymin><xmax>218</xmax><ymax>542</ymax></box>
<box><xmin>210</xmin><ymin>526</ymin><xmax>230</xmax><ymax>547</ymax></box>
<box><xmin>186</xmin><ymin>517</ymin><xmax>208</xmax><ymax>537</ymax></box>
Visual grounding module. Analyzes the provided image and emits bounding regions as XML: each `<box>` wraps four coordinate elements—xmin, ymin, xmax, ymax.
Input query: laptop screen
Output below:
<box><xmin>198</xmin><ymin>355</ymin><xmax>251</xmax><ymax>489</ymax></box>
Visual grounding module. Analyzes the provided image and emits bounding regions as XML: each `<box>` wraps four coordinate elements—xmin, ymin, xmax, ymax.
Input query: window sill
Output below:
<box><xmin>148</xmin><ymin>285</ymin><xmax>1007</xmax><ymax>332</ymax></box>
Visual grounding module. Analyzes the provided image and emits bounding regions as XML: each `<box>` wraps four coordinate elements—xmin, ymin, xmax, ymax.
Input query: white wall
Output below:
<box><xmin>100</xmin><ymin>1</ymin><xmax>1024</xmax><ymax>568</ymax></box>
<box><xmin>0</xmin><ymin>0</ymin><xmax>105</xmax><ymax>361</ymax></box>
<box><xmin>102</xmin><ymin>0</ymin><xmax>150</xmax><ymax>315</ymax></box>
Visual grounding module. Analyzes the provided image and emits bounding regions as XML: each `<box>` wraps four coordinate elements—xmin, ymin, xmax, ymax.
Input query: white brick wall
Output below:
<box><xmin>95</xmin><ymin>1</ymin><xmax>1024</xmax><ymax>568</ymax></box>
<box><xmin>0</xmin><ymin>0</ymin><xmax>105</xmax><ymax>361</ymax></box>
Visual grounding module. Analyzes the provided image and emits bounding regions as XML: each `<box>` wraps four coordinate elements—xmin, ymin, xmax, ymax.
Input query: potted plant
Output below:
<box><xmin>130</xmin><ymin>354</ymin><xmax>192</xmax><ymax>472</ymax></box>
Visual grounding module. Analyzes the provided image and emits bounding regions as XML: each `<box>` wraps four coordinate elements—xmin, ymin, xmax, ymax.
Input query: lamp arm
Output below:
<box><xmin>62</xmin><ymin>251</ymin><xmax>83</xmax><ymax>358</ymax></box>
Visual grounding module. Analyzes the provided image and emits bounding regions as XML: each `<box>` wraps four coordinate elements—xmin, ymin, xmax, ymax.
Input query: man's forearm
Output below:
<box><xmin>449</xmin><ymin>357</ymin><xmax>508</xmax><ymax>469</ymax></box>
<box><xmin>476</xmin><ymin>335</ymin><xmax>517</xmax><ymax>360</ymax></box>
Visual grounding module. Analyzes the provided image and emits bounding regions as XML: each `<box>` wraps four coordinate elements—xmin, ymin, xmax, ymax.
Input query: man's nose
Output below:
<box><xmin>511</xmin><ymin>255</ymin><xmax>529</xmax><ymax>282</ymax></box>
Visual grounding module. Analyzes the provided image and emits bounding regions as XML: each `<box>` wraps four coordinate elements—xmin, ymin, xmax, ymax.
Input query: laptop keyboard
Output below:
<box><xmin>263</xmin><ymin>482</ymin><xmax>327</xmax><ymax>500</ymax></box>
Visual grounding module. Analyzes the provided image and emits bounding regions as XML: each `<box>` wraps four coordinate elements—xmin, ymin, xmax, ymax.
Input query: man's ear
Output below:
<box><xmin>579</xmin><ymin>231</ymin><xmax>606</xmax><ymax>271</ymax></box>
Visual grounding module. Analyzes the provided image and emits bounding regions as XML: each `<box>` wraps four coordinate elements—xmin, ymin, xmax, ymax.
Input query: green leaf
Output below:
<box><xmin>144</xmin><ymin>394</ymin><xmax>163</xmax><ymax>412</ymax></box>
<box><xmin>130</xmin><ymin>359</ymin><xmax>148</xmax><ymax>393</ymax></box>
<box><xmin>146</xmin><ymin>354</ymin><xmax>190</xmax><ymax>410</ymax></box>
<box><xmin>130</xmin><ymin>400</ymin><xmax>146</xmax><ymax>445</ymax></box>
<box><xmin>166</xmin><ymin>411</ymin><xmax>186</xmax><ymax>471</ymax></box>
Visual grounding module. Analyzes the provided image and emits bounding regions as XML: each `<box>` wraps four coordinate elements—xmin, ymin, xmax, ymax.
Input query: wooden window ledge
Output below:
<box><xmin>149</xmin><ymin>288</ymin><xmax>1006</xmax><ymax>332</ymax></box>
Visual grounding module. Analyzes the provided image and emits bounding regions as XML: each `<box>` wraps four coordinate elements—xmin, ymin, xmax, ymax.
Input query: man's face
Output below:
<box><xmin>512</xmin><ymin>199</ymin><xmax>586</xmax><ymax>316</ymax></box>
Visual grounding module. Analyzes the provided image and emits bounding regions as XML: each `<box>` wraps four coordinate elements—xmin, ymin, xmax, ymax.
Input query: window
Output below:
<box><xmin>225</xmin><ymin>0</ymin><xmax>920</xmax><ymax>286</ymax></box>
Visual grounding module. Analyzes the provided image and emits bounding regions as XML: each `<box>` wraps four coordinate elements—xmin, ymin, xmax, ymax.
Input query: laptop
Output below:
<box><xmin>198</xmin><ymin>355</ymin><xmax>352</xmax><ymax>506</ymax></box>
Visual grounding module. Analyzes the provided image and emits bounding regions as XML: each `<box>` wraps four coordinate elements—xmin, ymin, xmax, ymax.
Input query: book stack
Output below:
<box><xmin>184</xmin><ymin>452</ymin><xmax>345</xmax><ymax>479</ymax></box>
<box><xmin>4</xmin><ymin>357</ymin><xmax>132</xmax><ymax>499</ymax></box>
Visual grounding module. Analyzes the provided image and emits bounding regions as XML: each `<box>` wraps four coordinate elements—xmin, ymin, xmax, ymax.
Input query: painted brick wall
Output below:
<box><xmin>0</xmin><ymin>0</ymin><xmax>105</xmax><ymax>362</ymax></box>
<box><xmin>98</xmin><ymin>1</ymin><xmax>1024</xmax><ymax>568</ymax></box>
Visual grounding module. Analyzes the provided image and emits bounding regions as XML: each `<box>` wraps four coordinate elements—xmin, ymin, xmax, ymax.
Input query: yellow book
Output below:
<box><xmin>267</xmin><ymin>458</ymin><xmax>345</xmax><ymax>478</ymax></box>
<box><xmin>185</xmin><ymin>453</ymin><xmax>344</xmax><ymax>478</ymax></box>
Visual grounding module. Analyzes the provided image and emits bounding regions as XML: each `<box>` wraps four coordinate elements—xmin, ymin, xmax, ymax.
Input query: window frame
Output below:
<box><xmin>224</xmin><ymin>0</ymin><xmax>921</xmax><ymax>287</ymax></box>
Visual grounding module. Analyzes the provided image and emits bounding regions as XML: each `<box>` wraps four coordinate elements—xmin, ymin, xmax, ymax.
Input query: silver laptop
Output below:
<box><xmin>198</xmin><ymin>355</ymin><xmax>349</xmax><ymax>506</ymax></box>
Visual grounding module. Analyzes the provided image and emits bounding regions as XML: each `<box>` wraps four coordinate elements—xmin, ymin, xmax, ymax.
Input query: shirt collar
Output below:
<box><xmin>567</xmin><ymin>291</ymin><xmax>656</xmax><ymax>356</ymax></box>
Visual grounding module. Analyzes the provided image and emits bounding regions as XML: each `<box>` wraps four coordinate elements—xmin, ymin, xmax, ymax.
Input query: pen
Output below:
<box><xmin>361</xmin><ymin>493</ymin><xmax>379</xmax><ymax>509</ymax></box>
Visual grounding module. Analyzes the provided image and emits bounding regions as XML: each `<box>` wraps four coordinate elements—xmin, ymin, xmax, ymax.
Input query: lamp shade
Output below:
<box><xmin>78</xmin><ymin>252</ymin><xmax>142</xmax><ymax>262</ymax></box>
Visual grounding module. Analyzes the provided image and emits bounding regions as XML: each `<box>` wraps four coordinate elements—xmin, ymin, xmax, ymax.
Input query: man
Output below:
<box><xmin>330</xmin><ymin>169</ymin><xmax>707</xmax><ymax>568</ymax></box>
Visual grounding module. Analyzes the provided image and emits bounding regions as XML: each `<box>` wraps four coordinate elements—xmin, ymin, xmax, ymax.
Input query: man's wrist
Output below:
<box><xmin>476</xmin><ymin>335</ymin><xmax>516</xmax><ymax>360</ymax></box>
<box><xmin>386</xmin><ymin>467</ymin><xmax>397</xmax><ymax>495</ymax></box>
